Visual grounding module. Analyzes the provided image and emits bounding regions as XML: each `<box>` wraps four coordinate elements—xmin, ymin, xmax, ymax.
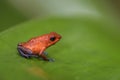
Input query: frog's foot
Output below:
<box><xmin>38</xmin><ymin>57</ymin><xmax>55</xmax><ymax>62</ymax></box>
<box><xmin>48</xmin><ymin>58</ymin><xmax>55</xmax><ymax>62</ymax></box>
<box><xmin>17</xmin><ymin>45</ymin><xmax>39</xmax><ymax>58</ymax></box>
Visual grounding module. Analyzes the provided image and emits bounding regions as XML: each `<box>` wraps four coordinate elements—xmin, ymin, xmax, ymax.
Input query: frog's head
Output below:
<box><xmin>47</xmin><ymin>32</ymin><xmax>62</xmax><ymax>47</ymax></box>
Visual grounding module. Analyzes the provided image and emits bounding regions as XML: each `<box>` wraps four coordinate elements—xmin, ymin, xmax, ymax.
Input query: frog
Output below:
<box><xmin>17</xmin><ymin>32</ymin><xmax>61</xmax><ymax>62</ymax></box>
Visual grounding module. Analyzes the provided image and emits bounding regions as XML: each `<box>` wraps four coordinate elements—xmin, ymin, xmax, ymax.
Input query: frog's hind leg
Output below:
<box><xmin>17</xmin><ymin>46</ymin><xmax>31</xmax><ymax>58</ymax></box>
<box><xmin>17</xmin><ymin>45</ymin><xmax>39</xmax><ymax>58</ymax></box>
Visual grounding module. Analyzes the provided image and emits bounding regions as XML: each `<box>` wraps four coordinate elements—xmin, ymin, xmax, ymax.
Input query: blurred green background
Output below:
<box><xmin>0</xmin><ymin>0</ymin><xmax>120</xmax><ymax>80</ymax></box>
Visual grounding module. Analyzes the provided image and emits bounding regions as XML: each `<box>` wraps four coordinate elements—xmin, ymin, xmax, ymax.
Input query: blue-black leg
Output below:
<box><xmin>17</xmin><ymin>46</ymin><xmax>30</xmax><ymax>58</ymax></box>
<box><xmin>17</xmin><ymin>45</ymin><xmax>39</xmax><ymax>58</ymax></box>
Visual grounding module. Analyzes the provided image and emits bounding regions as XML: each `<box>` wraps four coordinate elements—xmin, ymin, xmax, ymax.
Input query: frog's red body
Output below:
<box><xmin>17</xmin><ymin>32</ymin><xmax>61</xmax><ymax>61</ymax></box>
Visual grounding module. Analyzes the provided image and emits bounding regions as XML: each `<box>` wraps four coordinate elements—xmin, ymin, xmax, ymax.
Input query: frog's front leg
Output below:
<box><xmin>17</xmin><ymin>45</ymin><xmax>38</xmax><ymax>58</ymax></box>
<box><xmin>39</xmin><ymin>48</ymin><xmax>54</xmax><ymax>62</ymax></box>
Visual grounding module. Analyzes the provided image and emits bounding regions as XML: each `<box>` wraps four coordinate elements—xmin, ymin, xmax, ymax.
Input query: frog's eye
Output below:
<box><xmin>50</xmin><ymin>37</ymin><xmax>56</xmax><ymax>41</ymax></box>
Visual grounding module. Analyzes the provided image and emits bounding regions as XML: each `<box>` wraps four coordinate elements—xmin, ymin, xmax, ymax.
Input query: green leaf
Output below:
<box><xmin>0</xmin><ymin>1</ymin><xmax>27</xmax><ymax>32</ymax></box>
<box><xmin>0</xmin><ymin>17</ymin><xmax>120</xmax><ymax>80</ymax></box>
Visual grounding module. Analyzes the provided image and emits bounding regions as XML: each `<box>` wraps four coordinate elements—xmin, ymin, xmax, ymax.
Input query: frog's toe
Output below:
<box><xmin>48</xmin><ymin>58</ymin><xmax>55</xmax><ymax>62</ymax></box>
<box><xmin>37</xmin><ymin>57</ymin><xmax>54</xmax><ymax>62</ymax></box>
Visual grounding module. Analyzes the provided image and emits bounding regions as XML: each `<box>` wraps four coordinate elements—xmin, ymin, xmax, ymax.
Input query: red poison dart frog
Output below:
<box><xmin>17</xmin><ymin>32</ymin><xmax>61</xmax><ymax>62</ymax></box>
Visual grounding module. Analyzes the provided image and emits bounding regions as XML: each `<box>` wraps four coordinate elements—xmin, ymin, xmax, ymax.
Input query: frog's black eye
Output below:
<box><xmin>50</xmin><ymin>37</ymin><xmax>56</xmax><ymax>41</ymax></box>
